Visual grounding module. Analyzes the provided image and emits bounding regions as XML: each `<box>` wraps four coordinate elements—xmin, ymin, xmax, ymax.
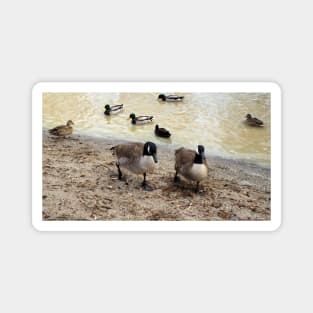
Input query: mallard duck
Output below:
<box><xmin>48</xmin><ymin>120</ymin><xmax>74</xmax><ymax>138</ymax></box>
<box><xmin>158</xmin><ymin>94</ymin><xmax>184</xmax><ymax>102</ymax></box>
<box><xmin>174</xmin><ymin>145</ymin><xmax>208</xmax><ymax>193</ymax></box>
<box><xmin>110</xmin><ymin>141</ymin><xmax>158</xmax><ymax>191</ymax></box>
<box><xmin>104</xmin><ymin>104</ymin><xmax>124</xmax><ymax>115</ymax></box>
<box><xmin>155</xmin><ymin>124</ymin><xmax>171</xmax><ymax>138</ymax></box>
<box><xmin>129</xmin><ymin>113</ymin><xmax>154</xmax><ymax>125</ymax></box>
<box><xmin>245</xmin><ymin>114</ymin><xmax>264</xmax><ymax>127</ymax></box>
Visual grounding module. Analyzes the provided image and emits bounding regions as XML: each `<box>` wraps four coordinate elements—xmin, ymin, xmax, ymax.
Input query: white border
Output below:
<box><xmin>32</xmin><ymin>82</ymin><xmax>281</xmax><ymax>231</ymax></box>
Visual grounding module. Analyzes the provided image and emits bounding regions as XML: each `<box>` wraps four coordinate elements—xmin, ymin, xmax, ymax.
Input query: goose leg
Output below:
<box><xmin>142</xmin><ymin>173</ymin><xmax>153</xmax><ymax>191</ymax></box>
<box><xmin>174</xmin><ymin>171</ymin><xmax>180</xmax><ymax>183</ymax></box>
<box><xmin>195</xmin><ymin>182</ymin><xmax>200</xmax><ymax>193</ymax></box>
<box><xmin>116</xmin><ymin>162</ymin><xmax>122</xmax><ymax>180</ymax></box>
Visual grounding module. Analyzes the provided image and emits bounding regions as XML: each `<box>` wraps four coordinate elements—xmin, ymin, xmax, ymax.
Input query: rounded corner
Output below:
<box><xmin>32</xmin><ymin>82</ymin><xmax>45</xmax><ymax>95</ymax></box>
<box><xmin>269</xmin><ymin>82</ymin><xmax>282</xmax><ymax>95</ymax></box>
<box><xmin>269</xmin><ymin>218</ymin><xmax>282</xmax><ymax>232</ymax></box>
<box><xmin>32</xmin><ymin>219</ymin><xmax>43</xmax><ymax>232</ymax></box>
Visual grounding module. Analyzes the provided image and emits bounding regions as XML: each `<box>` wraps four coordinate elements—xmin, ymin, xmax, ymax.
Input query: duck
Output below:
<box><xmin>48</xmin><ymin>120</ymin><xmax>74</xmax><ymax>138</ymax></box>
<box><xmin>174</xmin><ymin>145</ymin><xmax>208</xmax><ymax>193</ymax></box>
<box><xmin>158</xmin><ymin>94</ymin><xmax>184</xmax><ymax>102</ymax></box>
<box><xmin>245</xmin><ymin>114</ymin><xmax>264</xmax><ymax>127</ymax></box>
<box><xmin>110</xmin><ymin>141</ymin><xmax>158</xmax><ymax>191</ymax></box>
<box><xmin>155</xmin><ymin>124</ymin><xmax>171</xmax><ymax>138</ymax></box>
<box><xmin>129</xmin><ymin>113</ymin><xmax>154</xmax><ymax>125</ymax></box>
<box><xmin>104</xmin><ymin>104</ymin><xmax>124</xmax><ymax>115</ymax></box>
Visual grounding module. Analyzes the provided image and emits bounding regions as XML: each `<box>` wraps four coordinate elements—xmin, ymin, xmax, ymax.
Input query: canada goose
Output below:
<box><xmin>158</xmin><ymin>94</ymin><xmax>184</xmax><ymax>102</ymax></box>
<box><xmin>111</xmin><ymin>141</ymin><xmax>158</xmax><ymax>191</ymax></box>
<box><xmin>155</xmin><ymin>124</ymin><xmax>171</xmax><ymax>138</ymax></box>
<box><xmin>48</xmin><ymin>120</ymin><xmax>74</xmax><ymax>138</ymax></box>
<box><xmin>104</xmin><ymin>104</ymin><xmax>124</xmax><ymax>115</ymax></box>
<box><xmin>129</xmin><ymin>113</ymin><xmax>154</xmax><ymax>125</ymax></box>
<box><xmin>245</xmin><ymin>114</ymin><xmax>264</xmax><ymax>127</ymax></box>
<box><xmin>174</xmin><ymin>145</ymin><xmax>208</xmax><ymax>193</ymax></box>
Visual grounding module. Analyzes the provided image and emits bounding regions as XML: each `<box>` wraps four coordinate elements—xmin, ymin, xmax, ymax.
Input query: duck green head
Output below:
<box><xmin>105</xmin><ymin>104</ymin><xmax>111</xmax><ymax>110</ymax></box>
<box><xmin>129</xmin><ymin>113</ymin><xmax>136</xmax><ymax>119</ymax></box>
<box><xmin>246</xmin><ymin>113</ymin><xmax>252</xmax><ymax>119</ymax></box>
<box><xmin>158</xmin><ymin>94</ymin><xmax>166</xmax><ymax>101</ymax></box>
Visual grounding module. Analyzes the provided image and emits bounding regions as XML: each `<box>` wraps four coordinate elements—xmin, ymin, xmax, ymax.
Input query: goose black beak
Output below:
<box><xmin>152</xmin><ymin>154</ymin><xmax>158</xmax><ymax>163</ymax></box>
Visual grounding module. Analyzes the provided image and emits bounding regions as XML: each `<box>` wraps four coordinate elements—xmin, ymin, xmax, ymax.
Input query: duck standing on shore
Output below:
<box><xmin>129</xmin><ymin>113</ymin><xmax>154</xmax><ymax>125</ymax></box>
<box><xmin>174</xmin><ymin>145</ymin><xmax>208</xmax><ymax>193</ymax></box>
<box><xmin>158</xmin><ymin>94</ymin><xmax>184</xmax><ymax>102</ymax></box>
<box><xmin>245</xmin><ymin>114</ymin><xmax>264</xmax><ymax>127</ymax></box>
<box><xmin>48</xmin><ymin>120</ymin><xmax>74</xmax><ymax>138</ymax></box>
<box><xmin>110</xmin><ymin>141</ymin><xmax>158</xmax><ymax>191</ymax></box>
<box><xmin>155</xmin><ymin>124</ymin><xmax>171</xmax><ymax>138</ymax></box>
<box><xmin>104</xmin><ymin>104</ymin><xmax>124</xmax><ymax>115</ymax></box>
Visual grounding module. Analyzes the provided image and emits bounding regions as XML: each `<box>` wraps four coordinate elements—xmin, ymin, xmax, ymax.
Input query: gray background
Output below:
<box><xmin>0</xmin><ymin>0</ymin><xmax>311</xmax><ymax>312</ymax></box>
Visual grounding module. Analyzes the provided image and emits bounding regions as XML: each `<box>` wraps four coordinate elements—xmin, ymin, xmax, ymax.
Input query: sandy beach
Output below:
<box><xmin>42</xmin><ymin>131</ymin><xmax>271</xmax><ymax>221</ymax></box>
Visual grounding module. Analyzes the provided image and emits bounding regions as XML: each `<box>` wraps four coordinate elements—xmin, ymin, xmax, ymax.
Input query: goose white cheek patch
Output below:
<box><xmin>32</xmin><ymin>82</ymin><xmax>281</xmax><ymax>231</ymax></box>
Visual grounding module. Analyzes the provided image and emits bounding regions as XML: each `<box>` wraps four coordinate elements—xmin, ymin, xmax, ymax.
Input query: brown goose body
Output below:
<box><xmin>111</xmin><ymin>142</ymin><xmax>155</xmax><ymax>175</ymax></box>
<box><xmin>111</xmin><ymin>141</ymin><xmax>158</xmax><ymax>191</ymax></box>
<box><xmin>174</xmin><ymin>146</ymin><xmax>208</xmax><ymax>192</ymax></box>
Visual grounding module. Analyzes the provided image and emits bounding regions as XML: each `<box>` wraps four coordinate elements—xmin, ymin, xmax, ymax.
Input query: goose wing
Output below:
<box><xmin>114</xmin><ymin>142</ymin><xmax>144</xmax><ymax>162</ymax></box>
<box><xmin>175</xmin><ymin>148</ymin><xmax>196</xmax><ymax>171</ymax></box>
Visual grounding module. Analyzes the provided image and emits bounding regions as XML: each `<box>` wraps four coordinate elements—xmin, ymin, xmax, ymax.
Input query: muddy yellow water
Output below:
<box><xmin>43</xmin><ymin>92</ymin><xmax>270</xmax><ymax>166</ymax></box>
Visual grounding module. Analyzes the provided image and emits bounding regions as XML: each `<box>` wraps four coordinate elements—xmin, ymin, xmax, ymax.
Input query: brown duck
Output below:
<box><xmin>48</xmin><ymin>120</ymin><xmax>74</xmax><ymax>137</ymax></box>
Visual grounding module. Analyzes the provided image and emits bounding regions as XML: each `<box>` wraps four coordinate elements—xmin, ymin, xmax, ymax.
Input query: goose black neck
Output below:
<box><xmin>194</xmin><ymin>153</ymin><xmax>203</xmax><ymax>164</ymax></box>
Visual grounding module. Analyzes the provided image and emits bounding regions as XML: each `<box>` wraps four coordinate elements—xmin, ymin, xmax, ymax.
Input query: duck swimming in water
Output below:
<box><xmin>245</xmin><ymin>114</ymin><xmax>264</xmax><ymax>127</ymax></box>
<box><xmin>129</xmin><ymin>113</ymin><xmax>154</xmax><ymax>125</ymax></box>
<box><xmin>48</xmin><ymin>120</ymin><xmax>74</xmax><ymax>138</ymax></box>
<box><xmin>154</xmin><ymin>124</ymin><xmax>171</xmax><ymax>138</ymax></box>
<box><xmin>158</xmin><ymin>94</ymin><xmax>184</xmax><ymax>102</ymax></box>
<box><xmin>104</xmin><ymin>104</ymin><xmax>124</xmax><ymax>115</ymax></box>
<box><xmin>110</xmin><ymin>141</ymin><xmax>158</xmax><ymax>191</ymax></box>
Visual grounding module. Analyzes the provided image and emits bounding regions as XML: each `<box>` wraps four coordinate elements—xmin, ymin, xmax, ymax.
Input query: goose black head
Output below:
<box><xmin>155</xmin><ymin>124</ymin><xmax>159</xmax><ymax>130</ymax></box>
<box><xmin>246</xmin><ymin>113</ymin><xmax>252</xmax><ymax>119</ymax></box>
<box><xmin>143</xmin><ymin>141</ymin><xmax>158</xmax><ymax>163</ymax></box>
<box><xmin>158</xmin><ymin>94</ymin><xmax>166</xmax><ymax>101</ymax></box>
<box><xmin>194</xmin><ymin>145</ymin><xmax>205</xmax><ymax>164</ymax></box>
<box><xmin>105</xmin><ymin>104</ymin><xmax>111</xmax><ymax>110</ymax></box>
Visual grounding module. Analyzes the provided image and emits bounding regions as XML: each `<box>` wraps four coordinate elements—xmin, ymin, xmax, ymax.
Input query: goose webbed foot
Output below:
<box><xmin>142</xmin><ymin>173</ymin><xmax>153</xmax><ymax>191</ymax></box>
<box><xmin>141</xmin><ymin>182</ymin><xmax>153</xmax><ymax>191</ymax></box>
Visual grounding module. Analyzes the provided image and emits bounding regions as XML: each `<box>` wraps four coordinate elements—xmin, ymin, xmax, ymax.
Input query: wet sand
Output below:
<box><xmin>42</xmin><ymin>131</ymin><xmax>271</xmax><ymax>221</ymax></box>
